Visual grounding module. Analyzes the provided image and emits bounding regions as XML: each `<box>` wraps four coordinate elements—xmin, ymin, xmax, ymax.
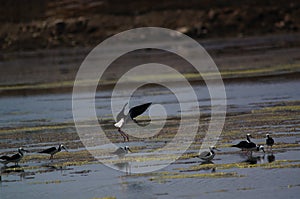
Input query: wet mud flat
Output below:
<box><xmin>0</xmin><ymin>34</ymin><xmax>300</xmax><ymax>198</ymax></box>
<box><xmin>0</xmin><ymin>92</ymin><xmax>299</xmax><ymax>198</ymax></box>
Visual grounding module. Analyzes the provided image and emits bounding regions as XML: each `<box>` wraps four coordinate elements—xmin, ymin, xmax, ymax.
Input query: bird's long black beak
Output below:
<box><xmin>215</xmin><ymin>148</ymin><xmax>221</xmax><ymax>151</ymax></box>
<box><xmin>62</xmin><ymin>146</ymin><xmax>68</xmax><ymax>152</ymax></box>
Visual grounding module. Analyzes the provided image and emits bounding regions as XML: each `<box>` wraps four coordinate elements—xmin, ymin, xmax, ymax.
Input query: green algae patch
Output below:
<box><xmin>237</xmin><ymin>187</ymin><xmax>255</xmax><ymax>191</ymax></box>
<box><xmin>205</xmin><ymin>189</ymin><xmax>228</xmax><ymax>194</ymax></box>
<box><xmin>28</xmin><ymin>179</ymin><xmax>75</xmax><ymax>185</ymax></box>
<box><xmin>178</xmin><ymin>160</ymin><xmax>300</xmax><ymax>172</ymax></box>
<box><xmin>252</xmin><ymin>105</ymin><xmax>300</xmax><ymax>113</ymax></box>
<box><xmin>0</xmin><ymin>123</ymin><xmax>74</xmax><ymax>134</ymax></box>
<box><xmin>52</xmin><ymin>160</ymin><xmax>97</xmax><ymax>167</ymax></box>
<box><xmin>149</xmin><ymin>172</ymin><xmax>243</xmax><ymax>181</ymax></box>
<box><xmin>273</xmin><ymin>143</ymin><xmax>300</xmax><ymax>149</ymax></box>
<box><xmin>91</xmin><ymin>197</ymin><xmax>116</xmax><ymax>199</ymax></box>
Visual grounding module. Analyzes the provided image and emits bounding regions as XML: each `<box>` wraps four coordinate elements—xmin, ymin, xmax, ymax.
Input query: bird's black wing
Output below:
<box><xmin>10</xmin><ymin>153</ymin><xmax>21</xmax><ymax>160</ymax></box>
<box><xmin>199</xmin><ymin>151</ymin><xmax>210</xmax><ymax>158</ymax></box>
<box><xmin>246</xmin><ymin>142</ymin><xmax>257</xmax><ymax>149</ymax></box>
<box><xmin>0</xmin><ymin>155</ymin><xmax>11</xmax><ymax>161</ymax></box>
<box><xmin>231</xmin><ymin>141</ymin><xmax>249</xmax><ymax>148</ymax></box>
<box><xmin>38</xmin><ymin>147</ymin><xmax>56</xmax><ymax>154</ymax></box>
<box><xmin>129</xmin><ymin>102</ymin><xmax>152</xmax><ymax>119</ymax></box>
<box><xmin>112</xmin><ymin>147</ymin><xmax>124</xmax><ymax>155</ymax></box>
<box><xmin>267</xmin><ymin>138</ymin><xmax>274</xmax><ymax>146</ymax></box>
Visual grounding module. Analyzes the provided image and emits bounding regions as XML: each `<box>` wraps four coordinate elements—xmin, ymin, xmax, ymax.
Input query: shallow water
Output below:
<box><xmin>1</xmin><ymin>148</ymin><xmax>300</xmax><ymax>199</ymax></box>
<box><xmin>0</xmin><ymin>78</ymin><xmax>299</xmax><ymax>129</ymax></box>
<box><xmin>0</xmin><ymin>78</ymin><xmax>300</xmax><ymax>199</ymax></box>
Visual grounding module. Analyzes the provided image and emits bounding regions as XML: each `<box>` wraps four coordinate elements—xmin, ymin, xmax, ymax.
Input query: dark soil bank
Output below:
<box><xmin>1</xmin><ymin>0</ymin><xmax>300</xmax><ymax>52</ymax></box>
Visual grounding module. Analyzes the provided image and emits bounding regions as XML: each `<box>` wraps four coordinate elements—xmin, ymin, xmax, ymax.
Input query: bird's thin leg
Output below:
<box><xmin>246</xmin><ymin>150</ymin><xmax>251</xmax><ymax>157</ymax></box>
<box><xmin>118</xmin><ymin>128</ymin><xmax>129</xmax><ymax>142</ymax></box>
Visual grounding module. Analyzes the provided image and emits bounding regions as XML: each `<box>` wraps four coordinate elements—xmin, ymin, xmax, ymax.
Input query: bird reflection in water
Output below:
<box><xmin>199</xmin><ymin>160</ymin><xmax>216</xmax><ymax>173</ymax></box>
<box><xmin>1</xmin><ymin>165</ymin><xmax>26</xmax><ymax>181</ymax></box>
<box><xmin>42</xmin><ymin>163</ymin><xmax>68</xmax><ymax>174</ymax></box>
<box><xmin>243</xmin><ymin>155</ymin><xmax>265</xmax><ymax>164</ymax></box>
<box><xmin>267</xmin><ymin>154</ymin><xmax>275</xmax><ymax>163</ymax></box>
<box><xmin>114</xmin><ymin>162</ymin><xmax>131</xmax><ymax>174</ymax></box>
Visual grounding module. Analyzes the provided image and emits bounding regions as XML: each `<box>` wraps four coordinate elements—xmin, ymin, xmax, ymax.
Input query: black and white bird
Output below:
<box><xmin>198</xmin><ymin>146</ymin><xmax>220</xmax><ymax>161</ymax></box>
<box><xmin>256</xmin><ymin>145</ymin><xmax>265</xmax><ymax>153</ymax></box>
<box><xmin>112</xmin><ymin>146</ymin><xmax>132</xmax><ymax>158</ymax></box>
<box><xmin>266</xmin><ymin>134</ymin><xmax>274</xmax><ymax>152</ymax></box>
<box><xmin>231</xmin><ymin>134</ymin><xmax>264</xmax><ymax>155</ymax></box>
<box><xmin>38</xmin><ymin>144</ymin><xmax>68</xmax><ymax>159</ymax></box>
<box><xmin>114</xmin><ymin>102</ymin><xmax>152</xmax><ymax>142</ymax></box>
<box><xmin>0</xmin><ymin>147</ymin><xmax>29</xmax><ymax>166</ymax></box>
<box><xmin>232</xmin><ymin>139</ymin><xmax>265</xmax><ymax>156</ymax></box>
<box><xmin>231</xmin><ymin>134</ymin><xmax>254</xmax><ymax>151</ymax></box>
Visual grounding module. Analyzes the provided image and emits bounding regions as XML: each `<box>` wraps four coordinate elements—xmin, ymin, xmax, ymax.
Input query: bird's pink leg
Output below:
<box><xmin>118</xmin><ymin>128</ymin><xmax>129</xmax><ymax>142</ymax></box>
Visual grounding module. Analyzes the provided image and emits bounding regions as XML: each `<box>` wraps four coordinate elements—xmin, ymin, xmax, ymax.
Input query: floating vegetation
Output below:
<box><xmin>0</xmin><ymin>123</ymin><xmax>74</xmax><ymax>134</ymax></box>
<box><xmin>149</xmin><ymin>172</ymin><xmax>243</xmax><ymax>181</ymax></box>
<box><xmin>205</xmin><ymin>189</ymin><xmax>228</xmax><ymax>194</ymax></box>
<box><xmin>91</xmin><ymin>197</ymin><xmax>116</xmax><ymax>199</ymax></box>
<box><xmin>237</xmin><ymin>187</ymin><xmax>255</xmax><ymax>191</ymax></box>
<box><xmin>273</xmin><ymin>143</ymin><xmax>300</xmax><ymax>149</ymax></box>
<box><xmin>178</xmin><ymin>160</ymin><xmax>300</xmax><ymax>172</ymax></box>
<box><xmin>287</xmin><ymin>184</ymin><xmax>300</xmax><ymax>188</ymax></box>
<box><xmin>28</xmin><ymin>179</ymin><xmax>75</xmax><ymax>185</ymax></box>
<box><xmin>252</xmin><ymin>105</ymin><xmax>300</xmax><ymax>113</ymax></box>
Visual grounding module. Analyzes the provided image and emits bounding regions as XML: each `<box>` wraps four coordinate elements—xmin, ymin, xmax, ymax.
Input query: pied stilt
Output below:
<box><xmin>198</xmin><ymin>146</ymin><xmax>220</xmax><ymax>161</ymax></box>
<box><xmin>114</xmin><ymin>102</ymin><xmax>152</xmax><ymax>142</ymax></box>
<box><xmin>231</xmin><ymin>134</ymin><xmax>253</xmax><ymax>151</ymax></box>
<box><xmin>38</xmin><ymin>144</ymin><xmax>68</xmax><ymax>159</ymax></box>
<box><xmin>112</xmin><ymin>146</ymin><xmax>132</xmax><ymax>158</ymax></box>
<box><xmin>232</xmin><ymin>134</ymin><xmax>264</xmax><ymax>156</ymax></box>
<box><xmin>0</xmin><ymin>148</ymin><xmax>29</xmax><ymax>166</ymax></box>
<box><xmin>266</xmin><ymin>134</ymin><xmax>274</xmax><ymax>152</ymax></box>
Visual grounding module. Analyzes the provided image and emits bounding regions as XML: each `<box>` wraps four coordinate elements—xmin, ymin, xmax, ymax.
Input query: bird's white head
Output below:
<box><xmin>18</xmin><ymin>147</ymin><xmax>29</xmax><ymax>153</ymax></box>
<box><xmin>59</xmin><ymin>144</ymin><xmax>68</xmax><ymax>152</ymax></box>
<box><xmin>209</xmin><ymin>146</ymin><xmax>220</xmax><ymax>151</ymax></box>
<box><xmin>259</xmin><ymin>145</ymin><xmax>265</xmax><ymax>153</ymax></box>
<box><xmin>124</xmin><ymin>146</ymin><xmax>132</xmax><ymax>153</ymax></box>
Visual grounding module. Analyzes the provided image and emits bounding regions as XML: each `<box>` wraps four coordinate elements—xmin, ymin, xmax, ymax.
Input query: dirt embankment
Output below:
<box><xmin>0</xmin><ymin>0</ymin><xmax>300</xmax><ymax>52</ymax></box>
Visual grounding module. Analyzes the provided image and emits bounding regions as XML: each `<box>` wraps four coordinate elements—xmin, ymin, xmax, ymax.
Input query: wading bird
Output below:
<box><xmin>231</xmin><ymin>134</ymin><xmax>265</xmax><ymax>156</ymax></box>
<box><xmin>0</xmin><ymin>147</ymin><xmax>29</xmax><ymax>166</ymax></box>
<box><xmin>231</xmin><ymin>134</ymin><xmax>254</xmax><ymax>151</ymax></box>
<box><xmin>38</xmin><ymin>144</ymin><xmax>68</xmax><ymax>159</ymax></box>
<box><xmin>198</xmin><ymin>146</ymin><xmax>220</xmax><ymax>161</ymax></box>
<box><xmin>112</xmin><ymin>146</ymin><xmax>132</xmax><ymax>158</ymax></box>
<box><xmin>232</xmin><ymin>141</ymin><xmax>265</xmax><ymax>156</ymax></box>
<box><xmin>266</xmin><ymin>134</ymin><xmax>274</xmax><ymax>152</ymax></box>
<box><xmin>114</xmin><ymin>102</ymin><xmax>152</xmax><ymax>142</ymax></box>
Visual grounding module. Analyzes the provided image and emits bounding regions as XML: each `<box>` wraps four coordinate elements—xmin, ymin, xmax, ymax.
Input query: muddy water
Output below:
<box><xmin>0</xmin><ymin>78</ymin><xmax>300</xmax><ymax>199</ymax></box>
